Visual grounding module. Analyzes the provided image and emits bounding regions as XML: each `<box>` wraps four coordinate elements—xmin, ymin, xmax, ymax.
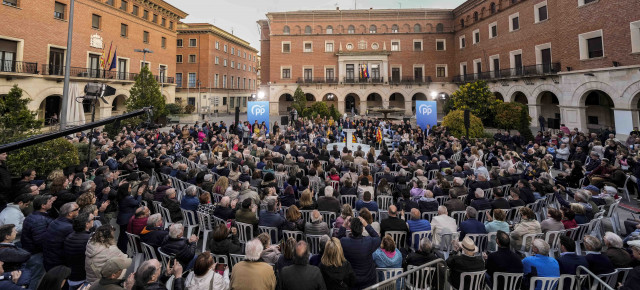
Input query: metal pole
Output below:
<box><xmin>59</xmin><ymin>0</ymin><xmax>75</xmax><ymax>130</ymax></box>
<box><xmin>86</xmin><ymin>99</ymin><xmax>97</xmax><ymax>163</ymax></box>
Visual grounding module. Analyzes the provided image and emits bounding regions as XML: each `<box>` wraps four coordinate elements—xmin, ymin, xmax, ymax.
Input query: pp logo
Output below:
<box><xmin>251</xmin><ymin>105</ymin><xmax>266</xmax><ymax>116</ymax></box>
<box><xmin>418</xmin><ymin>104</ymin><xmax>432</xmax><ymax>116</ymax></box>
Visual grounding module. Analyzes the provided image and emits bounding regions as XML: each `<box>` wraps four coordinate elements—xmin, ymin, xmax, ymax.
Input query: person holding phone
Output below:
<box><xmin>185</xmin><ymin>252</ymin><xmax>230</xmax><ymax>290</ymax></box>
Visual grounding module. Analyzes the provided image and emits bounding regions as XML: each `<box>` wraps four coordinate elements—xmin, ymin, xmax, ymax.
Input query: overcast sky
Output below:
<box><xmin>164</xmin><ymin>0</ymin><xmax>466</xmax><ymax>54</ymax></box>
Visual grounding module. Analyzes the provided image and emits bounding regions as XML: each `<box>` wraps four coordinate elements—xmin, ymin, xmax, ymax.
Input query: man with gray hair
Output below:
<box><xmin>620</xmin><ymin>240</ymin><xmax>640</xmax><ymax>289</ymax></box>
<box><xmin>212</xmin><ymin>196</ymin><xmax>237</xmax><ymax>221</ymax></box>
<box><xmin>180</xmin><ymin>185</ymin><xmax>199</xmax><ymax>213</ymax></box>
<box><xmin>161</xmin><ymin>188</ymin><xmax>182</xmax><ymax>223</ymax></box>
<box><xmin>317</xmin><ymin>185</ymin><xmax>340</xmax><ymax>214</ymax></box>
<box><xmin>304</xmin><ymin>210</ymin><xmax>330</xmax><ymax>236</ymax></box>
<box><xmin>43</xmin><ymin>202</ymin><xmax>78</xmax><ymax>270</ymax></box>
<box><xmin>470</xmin><ymin>188</ymin><xmax>491</xmax><ymax>211</ymax></box>
<box><xmin>279</xmin><ymin>240</ymin><xmax>326</xmax><ymax>289</ymax></box>
<box><xmin>159</xmin><ymin>223</ymin><xmax>198</xmax><ymax>270</ymax></box>
<box><xmin>583</xmin><ymin>235</ymin><xmax>616</xmax><ymax>275</ymax></box>
<box><xmin>404</xmin><ymin>237</ymin><xmax>439</xmax><ymax>270</ymax></box>
<box><xmin>522</xmin><ymin>239</ymin><xmax>560</xmax><ymax>289</ymax></box>
<box><xmin>458</xmin><ymin>206</ymin><xmax>487</xmax><ymax>240</ymax></box>
<box><xmin>139</xmin><ymin>213</ymin><xmax>168</xmax><ymax>248</ymax></box>
<box><xmin>467</xmin><ymin>172</ymin><xmax>491</xmax><ymax>204</ymax></box>
<box><xmin>238</xmin><ymin>181</ymin><xmax>260</xmax><ymax>205</ymax></box>
<box><xmin>80</xmin><ymin>180</ymin><xmax>96</xmax><ymax>194</ymax></box>
<box><xmin>230</xmin><ymin>238</ymin><xmax>276</xmax><ymax>289</ymax></box>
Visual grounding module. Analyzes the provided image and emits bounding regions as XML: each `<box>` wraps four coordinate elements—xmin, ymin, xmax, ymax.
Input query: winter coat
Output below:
<box><xmin>319</xmin><ymin>260</ymin><xmax>356</xmax><ymax>290</ymax></box>
<box><xmin>0</xmin><ymin>204</ymin><xmax>25</xmax><ymax>233</ymax></box>
<box><xmin>208</xmin><ymin>235</ymin><xmax>243</xmax><ymax>257</ymax></box>
<box><xmin>230</xmin><ymin>261</ymin><xmax>276</xmax><ymax>290</ymax></box>
<box><xmin>43</xmin><ymin>217</ymin><xmax>74</xmax><ymax>270</ymax></box>
<box><xmin>0</xmin><ymin>243</ymin><xmax>30</xmax><ymax>272</ymax></box>
<box><xmin>116</xmin><ymin>195</ymin><xmax>141</xmax><ymax>225</ymax></box>
<box><xmin>126</xmin><ymin>216</ymin><xmax>148</xmax><ymax>235</ymax></box>
<box><xmin>154</xmin><ymin>185</ymin><xmax>171</xmax><ymax>201</ymax></box>
<box><xmin>89</xmin><ymin>278</ymin><xmax>126</xmax><ymax>290</ymax></box>
<box><xmin>162</xmin><ymin>196</ymin><xmax>183</xmax><ymax>222</ymax></box>
<box><xmin>85</xmin><ymin>241</ymin><xmax>128</xmax><ymax>283</ymax></box>
<box><xmin>510</xmin><ymin>219</ymin><xmax>541</xmax><ymax>251</ymax></box>
<box><xmin>339</xmin><ymin>225</ymin><xmax>381</xmax><ymax>289</ymax></box>
<box><xmin>63</xmin><ymin>231</ymin><xmax>92</xmax><ymax>281</ymax></box>
<box><xmin>160</xmin><ymin>236</ymin><xmax>197</xmax><ymax>268</ymax></box>
<box><xmin>185</xmin><ymin>269</ymin><xmax>229</xmax><ymax>290</ymax></box>
<box><xmin>372</xmin><ymin>248</ymin><xmax>403</xmax><ymax>269</ymax></box>
<box><xmin>140</xmin><ymin>226</ymin><xmax>169</xmax><ymax>249</ymax></box>
<box><xmin>21</xmin><ymin>211</ymin><xmax>53</xmax><ymax>254</ymax></box>
<box><xmin>279</xmin><ymin>264</ymin><xmax>327</xmax><ymax>290</ymax></box>
<box><xmin>180</xmin><ymin>195</ymin><xmax>200</xmax><ymax>213</ymax></box>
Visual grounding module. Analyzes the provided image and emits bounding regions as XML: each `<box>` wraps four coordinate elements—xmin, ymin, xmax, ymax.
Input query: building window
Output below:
<box><xmin>490</xmin><ymin>2</ymin><xmax>497</xmax><ymax>14</ymax></box>
<box><xmin>231</xmin><ymin>47</ymin><xmax>234</xmax><ymax>54</ymax></box>
<box><xmin>348</xmin><ymin>25</ymin><xmax>355</xmax><ymax>34</ymax></box>
<box><xmin>215</xmin><ymin>41</ymin><xmax>219</xmax><ymax>50</ymax></box>
<box><xmin>460</xmin><ymin>35</ymin><xmax>466</xmax><ymax>48</ymax></box>
<box><xmin>215</xmin><ymin>56</ymin><xmax>219</xmax><ymax>65</ymax></box>
<box><xmin>223</xmin><ymin>59</ymin><xmax>227</xmax><ymax>67</ymax></box>
<box><xmin>414</xmin><ymin>24</ymin><xmax>421</xmax><ymax>33</ymax></box>
<box><xmin>161</xmin><ymin>18</ymin><xmax>166</xmax><ymax>27</ymax></box>
<box><xmin>223</xmin><ymin>44</ymin><xmax>227</xmax><ymax>52</ymax></box>
<box><xmin>474</xmin><ymin>59</ymin><xmax>482</xmax><ymax>74</ymax></box>
<box><xmin>510</xmin><ymin>13</ymin><xmax>520</xmax><ymax>31</ymax></box>
<box><xmin>176</xmin><ymin>55</ymin><xmax>182</xmax><ymax>63</ymax></box>
<box><xmin>436</xmin><ymin>65</ymin><xmax>447</xmax><ymax>77</ymax></box>
<box><xmin>303</xmin><ymin>42</ymin><xmax>312</xmax><ymax>52</ymax></box>
<box><xmin>176</xmin><ymin>73</ymin><xmax>182</xmax><ymax>87</ymax></box>
<box><xmin>177</xmin><ymin>39</ymin><xmax>183</xmax><ymax>47</ymax></box>
<box><xmin>391</xmin><ymin>41</ymin><xmax>400</xmax><ymax>51</ymax></box>
<box><xmin>392</xmin><ymin>24</ymin><xmax>399</xmax><ymax>33</ymax></box>
<box><xmin>631</xmin><ymin>21</ymin><xmax>640</xmax><ymax>53</ymax></box>
<box><xmin>283</xmin><ymin>26</ymin><xmax>290</xmax><ymax>35</ymax></box>
<box><xmin>143</xmin><ymin>10</ymin><xmax>148</xmax><ymax>20</ymax></box>
<box><xmin>489</xmin><ymin>22</ymin><xmax>498</xmax><ymax>38</ymax></box>
<box><xmin>325</xmin><ymin>68</ymin><xmax>335</xmax><ymax>80</ymax></box>
<box><xmin>161</xmin><ymin>37</ymin><xmax>166</xmax><ymax>48</ymax></box>
<box><xmin>119</xmin><ymin>0</ymin><xmax>127</xmax><ymax>11</ymax></box>
<box><xmin>106</xmin><ymin>0</ymin><xmax>114</xmax><ymax>5</ymax></box>
<box><xmin>460</xmin><ymin>19</ymin><xmax>465</xmax><ymax>28</ymax></box>
<box><xmin>369</xmin><ymin>25</ymin><xmax>377</xmax><ymax>34</ymax></box>
<box><xmin>54</xmin><ymin>2</ymin><xmax>66</xmax><ymax>20</ymax></box>
<box><xmin>92</xmin><ymin>14</ymin><xmax>101</xmax><ymax>29</ymax></box>
<box><xmin>152</xmin><ymin>14</ymin><xmax>158</xmax><ymax>23</ymax></box>
<box><xmin>143</xmin><ymin>31</ymin><xmax>149</xmax><ymax>43</ymax></box>
<box><xmin>282</xmin><ymin>68</ymin><xmax>291</xmax><ymax>79</ymax></box>
<box><xmin>474</xmin><ymin>11</ymin><xmax>479</xmax><ymax>22</ymax></box>
<box><xmin>120</xmin><ymin>24</ymin><xmax>128</xmax><ymax>37</ymax></box>
<box><xmin>305</xmin><ymin>26</ymin><xmax>312</xmax><ymax>34</ymax></box>
<box><xmin>282</xmin><ymin>42</ymin><xmax>291</xmax><ymax>53</ymax></box>
<box><xmin>473</xmin><ymin>29</ymin><xmax>480</xmax><ymax>44</ymax></box>
<box><xmin>230</xmin><ymin>76</ymin><xmax>234</xmax><ymax>88</ymax></box>
<box><xmin>325</xmin><ymin>42</ymin><xmax>334</xmax><ymax>52</ymax></box>
<box><xmin>188</xmin><ymin>55</ymin><xmax>197</xmax><ymax>63</ymax></box>
<box><xmin>132</xmin><ymin>5</ymin><xmax>138</xmax><ymax>15</ymax></box>
<box><xmin>413</xmin><ymin>40</ymin><xmax>422</xmax><ymax>51</ymax></box>
<box><xmin>535</xmin><ymin>1</ymin><xmax>548</xmax><ymax>23</ymax></box>
<box><xmin>490</xmin><ymin>55</ymin><xmax>500</xmax><ymax>74</ymax></box>
<box><xmin>3</xmin><ymin>0</ymin><xmax>17</xmax><ymax>7</ymax></box>
<box><xmin>436</xmin><ymin>23</ymin><xmax>444</xmax><ymax>33</ymax></box>
<box><xmin>169</xmin><ymin>21</ymin><xmax>174</xmax><ymax>30</ymax></box>
<box><xmin>326</xmin><ymin>26</ymin><xmax>333</xmax><ymax>34</ymax></box>
<box><xmin>189</xmin><ymin>39</ymin><xmax>197</xmax><ymax>47</ymax></box>
<box><xmin>188</xmin><ymin>73</ymin><xmax>196</xmax><ymax>88</ymax></box>
<box><xmin>214</xmin><ymin>74</ymin><xmax>219</xmax><ymax>88</ymax></box>
<box><xmin>303</xmin><ymin>68</ymin><xmax>312</xmax><ymax>81</ymax></box>
<box><xmin>436</xmin><ymin>39</ymin><xmax>446</xmax><ymax>51</ymax></box>
<box><xmin>579</xmin><ymin>0</ymin><xmax>598</xmax><ymax>6</ymax></box>
<box><xmin>579</xmin><ymin>30</ymin><xmax>604</xmax><ymax>59</ymax></box>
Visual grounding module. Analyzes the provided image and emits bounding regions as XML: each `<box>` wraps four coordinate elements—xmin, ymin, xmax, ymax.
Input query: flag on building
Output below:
<box><xmin>376</xmin><ymin>128</ymin><xmax>382</xmax><ymax>143</ymax></box>
<box><xmin>108</xmin><ymin>47</ymin><xmax>117</xmax><ymax>70</ymax></box>
<box><xmin>363</xmin><ymin>64</ymin><xmax>369</xmax><ymax>78</ymax></box>
<box><xmin>104</xmin><ymin>42</ymin><xmax>113</xmax><ymax>69</ymax></box>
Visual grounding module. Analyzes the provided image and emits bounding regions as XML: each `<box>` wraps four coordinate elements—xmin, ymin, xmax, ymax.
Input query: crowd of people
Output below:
<box><xmin>0</xmin><ymin>114</ymin><xmax>640</xmax><ymax>290</ymax></box>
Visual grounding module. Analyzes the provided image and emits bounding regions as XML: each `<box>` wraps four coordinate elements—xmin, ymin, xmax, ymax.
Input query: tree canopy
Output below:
<box><xmin>125</xmin><ymin>65</ymin><xmax>167</xmax><ymax>119</ymax></box>
<box><xmin>0</xmin><ymin>85</ymin><xmax>42</xmax><ymax>143</ymax></box>
<box><xmin>450</xmin><ymin>81</ymin><xmax>499</xmax><ymax>124</ymax></box>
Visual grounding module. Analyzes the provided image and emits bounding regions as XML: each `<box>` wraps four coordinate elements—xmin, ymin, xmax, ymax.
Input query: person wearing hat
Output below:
<box><xmin>445</xmin><ymin>236</ymin><xmax>485</xmax><ymax>290</ymax></box>
<box><xmin>89</xmin><ymin>256</ymin><xmax>132</xmax><ymax>290</ymax></box>
<box><xmin>619</xmin><ymin>240</ymin><xmax>640</xmax><ymax>290</ymax></box>
<box><xmin>522</xmin><ymin>239</ymin><xmax>560</xmax><ymax>290</ymax></box>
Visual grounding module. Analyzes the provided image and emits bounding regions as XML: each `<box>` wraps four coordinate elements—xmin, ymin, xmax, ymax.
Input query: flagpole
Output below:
<box><xmin>60</xmin><ymin>0</ymin><xmax>75</xmax><ymax>130</ymax></box>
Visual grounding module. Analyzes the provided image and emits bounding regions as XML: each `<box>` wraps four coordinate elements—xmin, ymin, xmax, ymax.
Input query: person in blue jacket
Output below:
<box><xmin>43</xmin><ymin>202</ymin><xmax>78</xmax><ymax>271</ymax></box>
<box><xmin>338</xmin><ymin>216</ymin><xmax>380</xmax><ymax>289</ymax></box>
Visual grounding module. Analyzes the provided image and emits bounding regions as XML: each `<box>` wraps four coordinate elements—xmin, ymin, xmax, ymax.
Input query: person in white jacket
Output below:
<box><xmin>430</xmin><ymin>206</ymin><xmax>458</xmax><ymax>248</ymax></box>
<box><xmin>555</xmin><ymin>143</ymin><xmax>571</xmax><ymax>169</ymax></box>
<box><xmin>185</xmin><ymin>252</ymin><xmax>230</xmax><ymax>290</ymax></box>
<box><xmin>0</xmin><ymin>193</ymin><xmax>33</xmax><ymax>234</ymax></box>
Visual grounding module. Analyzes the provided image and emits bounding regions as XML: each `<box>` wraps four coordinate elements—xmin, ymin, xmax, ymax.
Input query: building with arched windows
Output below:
<box><xmin>258</xmin><ymin>1</ymin><xmax>640</xmax><ymax>135</ymax></box>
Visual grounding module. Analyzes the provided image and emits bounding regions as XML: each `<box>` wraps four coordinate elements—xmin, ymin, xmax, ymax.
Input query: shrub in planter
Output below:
<box><xmin>6</xmin><ymin>138</ymin><xmax>79</xmax><ymax>178</ymax></box>
<box><xmin>442</xmin><ymin>110</ymin><xmax>484</xmax><ymax>138</ymax></box>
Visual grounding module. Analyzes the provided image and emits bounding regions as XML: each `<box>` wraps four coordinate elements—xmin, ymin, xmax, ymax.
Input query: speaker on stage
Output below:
<box><xmin>235</xmin><ymin>107</ymin><xmax>240</xmax><ymax>125</ymax></box>
<box><xmin>281</xmin><ymin>116</ymin><xmax>289</xmax><ymax>126</ymax></box>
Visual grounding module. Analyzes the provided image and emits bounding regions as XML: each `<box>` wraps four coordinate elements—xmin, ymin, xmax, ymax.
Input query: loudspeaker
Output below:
<box><xmin>235</xmin><ymin>107</ymin><xmax>240</xmax><ymax>125</ymax></box>
<box><xmin>281</xmin><ymin>116</ymin><xmax>289</xmax><ymax>126</ymax></box>
<box><xmin>464</xmin><ymin>109</ymin><xmax>471</xmax><ymax>129</ymax></box>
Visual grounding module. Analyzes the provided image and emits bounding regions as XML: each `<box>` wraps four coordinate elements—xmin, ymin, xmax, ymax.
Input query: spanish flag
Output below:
<box><xmin>376</xmin><ymin>128</ymin><xmax>382</xmax><ymax>143</ymax></box>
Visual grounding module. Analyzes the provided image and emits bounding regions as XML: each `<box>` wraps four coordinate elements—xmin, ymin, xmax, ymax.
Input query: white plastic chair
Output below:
<box><xmin>319</xmin><ymin>211</ymin><xmax>337</xmax><ymax>225</ymax></box>
<box><xmin>406</xmin><ymin>265</ymin><xmax>437</xmax><ymax>290</ymax></box>
<box><xmin>451</xmin><ymin>211</ymin><xmax>466</xmax><ymax>226</ymax></box>
<box><xmin>529</xmin><ymin>277</ymin><xmax>559</xmax><ymax>290</ymax></box>
<box><xmin>386</xmin><ymin>231</ymin><xmax>408</xmax><ymax>249</ymax></box>
<box><xmin>456</xmin><ymin>270</ymin><xmax>486</xmax><ymax>290</ymax></box>
<box><xmin>411</xmin><ymin>231</ymin><xmax>431</xmax><ymax>252</ymax></box>
<box><xmin>229</xmin><ymin>254</ymin><xmax>245</xmax><ymax>269</ymax></box>
<box><xmin>212</xmin><ymin>254</ymin><xmax>229</xmax><ymax>265</ymax></box>
<box><xmin>340</xmin><ymin>195</ymin><xmax>356</xmax><ymax>207</ymax></box>
<box><xmin>125</xmin><ymin>232</ymin><xmax>143</xmax><ymax>269</ymax></box>
<box><xmin>197</xmin><ymin>211</ymin><xmax>214</xmax><ymax>252</ymax></box>
<box><xmin>140</xmin><ymin>241</ymin><xmax>158</xmax><ymax>261</ymax></box>
<box><xmin>597</xmin><ymin>270</ymin><xmax>619</xmax><ymax>289</ymax></box>
<box><xmin>300</xmin><ymin>210</ymin><xmax>313</xmax><ymax>223</ymax></box>
<box><xmin>258</xmin><ymin>226</ymin><xmax>279</xmax><ymax>245</ymax></box>
<box><xmin>421</xmin><ymin>211</ymin><xmax>437</xmax><ymax>221</ymax></box>
<box><xmin>544</xmin><ymin>230</ymin><xmax>564</xmax><ymax>257</ymax></box>
<box><xmin>235</xmin><ymin>222</ymin><xmax>254</xmax><ymax>244</ymax></box>
<box><xmin>465</xmin><ymin>233</ymin><xmax>489</xmax><ymax>254</ymax></box>
<box><xmin>180</xmin><ymin>209</ymin><xmax>198</xmax><ymax>237</ymax></box>
<box><xmin>306</xmin><ymin>234</ymin><xmax>323</xmax><ymax>255</ymax></box>
<box><xmin>282</xmin><ymin>230</ymin><xmax>304</xmax><ymax>241</ymax></box>
<box><xmin>377</xmin><ymin>195</ymin><xmax>393</xmax><ymax>211</ymax></box>
<box><xmin>491</xmin><ymin>272</ymin><xmax>523</xmax><ymax>290</ymax></box>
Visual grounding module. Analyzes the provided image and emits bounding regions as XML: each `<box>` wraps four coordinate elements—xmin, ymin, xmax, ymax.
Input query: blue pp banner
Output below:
<box><xmin>247</xmin><ymin>101</ymin><xmax>270</xmax><ymax>130</ymax></box>
<box><xmin>415</xmin><ymin>101</ymin><xmax>437</xmax><ymax>130</ymax></box>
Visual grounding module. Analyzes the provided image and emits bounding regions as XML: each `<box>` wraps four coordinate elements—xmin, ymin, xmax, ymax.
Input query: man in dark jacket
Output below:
<box><xmin>161</xmin><ymin>189</ymin><xmax>182</xmax><ymax>223</ymax></box>
<box><xmin>490</xmin><ymin>189</ymin><xmax>511</xmax><ymax>211</ymax></box>
<box><xmin>379</xmin><ymin>205</ymin><xmax>409</xmax><ymax>237</ymax></box>
<box><xmin>485</xmin><ymin>231</ymin><xmax>523</xmax><ymax>288</ymax></box>
<box><xmin>446</xmin><ymin>236</ymin><xmax>485</xmax><ymax>290</ymax></box>
<box><xmin>470</xmin><ymin>188</ymin><xmax>492</xmax><ymax>211</ymax></box>
<box><xmin>90</xmin><ymin>256</ymin><xmax>132</xmax><ymax>290</ymax></box>
<box><xmin>43</xmin><ymin>202</ymin><xmax>78</xmax><ymax>271</ymax></box>
<box><xmin>21</xmin><ymin>194</ymin><xmax>54</xmax><ymax>289</ymax></box>
<box><xmin>339</xmin><ymin>216</ymin><xmax>380</xmax><ymax>289</ymax></box>
<box><xmin>517</xmin><ymin>179</ymin><xmax>536</xmax><ymax>205</ymax></box>
<box><xmin>0</xmin><ymin>224</ymin><xmax>31</xmax><ymax>288</ymax></box>
<box><xmin>160</xmin><ymin>223</ymin><xmax>198</xmax><ymax>270</ymax></box>
<box><xmin>258</xmin><ymin>198</ymin><xmax>285</xmax><ymax>239</ymax></box>
<box><xmin>140</xmin><ymin>214</ymin><xmax>169</xmax><ymax>250</ymax></box>
<box><xmin>317</xmin><ymin>186</ymin><xmax>340</xmax><ymax>214</ymax></box>
<box><xmin>63</xmin><ymin>212</ymin><xmax>94</xmax><ymax>286</ymax></box>
<box><xmin>583</xmin><ymin>235</ymin><xmax>615</xmax><ymax>275</ymax></box>
<box><xmin>466</xmin><ymin>173</ymin><xmax>491</xmax><ymax>204</ymax></box>
<box><xmin>279</xmin><ymin>240</ymin><xmax>327</xmax><ymax>290</ymax></box>
<box><xmin>458</xmin><ymin>207</ymin><xmax>487</xmax><ymax>240</ymax></box>
<box><xmin>133</xmin><ymin>259</ymin><xmax>183</xmax><ymax>290</ymax></box>
<box><xmin>556</xmin><ymin>235</ymin><xmax>588</xmax><ymax>275</ymax></box>
<box><xmin>212</xmin><ymin>196</ymin><xmax>236</xmax><ymax>221</ymax></box>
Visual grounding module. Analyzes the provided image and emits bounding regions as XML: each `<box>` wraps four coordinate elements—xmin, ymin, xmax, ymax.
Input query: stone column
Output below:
<box><xmin>359</xmin><ymin>101</ymin><xmax>367</xmax><ymax>116</ymax></box>
<box><xmin>382</xmin><ymin>99</ymin><xmax>389</xmax><ymax>109</ymax></box>
<box><xmin>528</xmin><ymin>104</ymin><xmax>541</xmax><ymax>130</ymax></box>
<box><xmin>404</xmin><ymin>101</ymin><xmax>412</xmax><ymax>117</ymax></box>
<box><xmin>338</xmin><ymin>100</ymin><xmax>345</xmax><ymax>114</ymax></box>
<box><xmin>559</xmin><ymin>105</ymin><xmax>587</xmax><ymax>132</ymax></box>
<box><xmin>269</xmin><ymin>102</ymin><xmax>278</xmax><ymax>116</ymax></box>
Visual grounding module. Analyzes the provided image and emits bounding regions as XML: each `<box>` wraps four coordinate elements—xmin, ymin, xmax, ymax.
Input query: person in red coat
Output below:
<box><xmin>126</xmin><ymin>206</ymin><xmax>149</xmax><ymax>235</ymax></box>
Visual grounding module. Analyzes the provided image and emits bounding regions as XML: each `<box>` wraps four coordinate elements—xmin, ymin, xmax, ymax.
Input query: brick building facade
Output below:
<box><xmin>0</xmin><ymin>0</ymin><xmax>186</xmax><ymax>124</ymax></box>
<box><xmin>259</xmin><ymin>0</ymin><xmax>640</xmax><ymax>135</ymax></box>
<box><xmin>175</xmin><ymin>23</ymin><xmax>259</xmax><ymax>114</ymax></box>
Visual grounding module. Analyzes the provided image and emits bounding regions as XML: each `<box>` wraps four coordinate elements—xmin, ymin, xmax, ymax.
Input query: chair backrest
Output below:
<box><xmin>451</xmin><ymin>211</ymin><xmax>466</xmax><ymax>226</ymax></box>
<box><xmin>597</xmin><ymin>270</ymin><xmax>619</xmax><ymax>289</ymax></box>
<box><xmin>386</xmin><ymin>231</ymin><xmax>408</xmax><ymax>249</ymax></box>
<box><xmin>410</xmin><ymin>231</ymin><xmax>431</xmax><ymax>252</ymax></box>
<box><xmin>197</xmin><ymin>211</ymin><xmax>214</xmax><ymax>231</ymax></box>
<box><xmin>140</xmin><ymin>242</ymin><xmax>158</xmax><ymax>261</ymax></box>
<box><xmin>476</xmin><ymin>209</ymin><xmax>490</xmax><ymax>223</ymax></box>
<box><xmin>487</xmin><ymin>232</ymin><xmax>498</xmax><ymax>252</ymax></box>
<box><xmin>152</xmin><ymin>201</ymin><xmax>162</xmax><ymax>214</ymax></box>
<box><xmin>158</xmin><ymin>205</ymin><xmax>173</xmax><ymax>225</ymax></box>
<box><xmin>235</xmin><ymin>222</ymin><xmax>254</xmax><ymax>244</ymax></box>
<box><xmin>544</xmin><ymin>230</ymin><xmax>564</xmax><ymax>253</ymax></box>
<box><xmin>376</xmin><ymin>268</ymin><xmax>404</xmax><ymax>283</ymax></box>
<box><xmin>282</xmin><ymin>230</ymin><xmax>304</xmax><ymax>241</ymax></box>
<box><xmin>617</xmin><ymin>267</ymin><xmax>633</xmax><ymax>285</ymax></box>
<box><xmin>377</xmin><ymin>195</ymin><xmax>393</xmax><ymax>211</ymax></box>
<box><xmin>507</xmin><ymin>207</ymin><xmax>523</xmax><ymax>223</ymax></box>
<box><xmin>493</xmin><ymin>272</ymin><xmax>523</xmax><ymax>290</ymax></box>
<box><xmin>483</xmin><ymin>188</ymin><xmax>493</xmax><ymax>199</ymax></box>
<box><xmin>330</xmin><ymin>180</ymin><xmax>340</xmax><ymax>192</ymax></box>
<box><xmin>427</xmin><ymin>169</ymin><xmax>440</xmax><ymax>180</ymax></box>
<box><xmin>439</xmin><ymin>232</ymin><xmax>460</xmax><ymax>252</ymax></box>
<box><xmin>212</xmin><ymin>215</ymin><xmax>226</xmax><ymax>227</ymax></box>
<box><xmin>300</xmin><ymin>210</ymin><xmax>313</xmax><ymax>223</ymax></box>
<box><xmin>157</xmin><ymin>248</ymin><xmax>173</xmax><ymax>270</ymax></box>
<box><xmin>258</xmin><ymin>226</ymin><xmax>279</xmax><ymax>245</ymax></box>
<box><xmin>340</xmin><ymin>195</ymin><xmax>357</xmax><ymax>207</ymax></box>
<box><xmin>306</xmin><ymin>234</ymin><xmax>323</xmax><ymax>255</ymax></box>
<box><xmin>406</xmin><ymin>265</ymin><xmax>437</xmax><ymax>290</ymax></box>
<box><xmin>180</xmin><ymin>209</ymin><xmax>197</xmax><ymax>226</ymax></box>
<box><xmin>529</xmin><ymin>276</ymin><xmax>559</xmax><ymax>290</ymax></box>
<box><xmin>459</xmin><ymin>270</ymin><xmax>486</xmax><ymax>290</ymax></box>
<box><xmin>125</xmin><ymin>232</ymin><xmax>141</xmax><ymax>256</ymax></box>
<box><xmin>229</xmin><ymin>254</ymin><xmax>245</xmax><ymax>269</ymax></box>
<box><xmin>571</xmin><ymin>223</ymin><xmax>590</xmax><ymax>242</ymax></box>
<box><xmin>435</xmin><ymin>196</ymin><xmax>450</xmax><ymax>206</ymax></box>
<box><xmin>320</xmin><ymin>211</ymin><xmax>337</xmax><ymax>225</ymax></box>
<box><xmin>520</xmin><ymin>233</ymin><xmax>544</xmax><ymax>255</ymax></box>
<box><xmin>422</xmin><ymin>211</ymin><xmax>437</xmax><ymax>221</ymax></box>
<box><xmin>557</xmin><ymin>274</ymin><xmax>576</xmax><ymax>290</ymax></box>
<box><xmin>466</xmin><ymin>234</ymin><xmax>489</xmax><ymax>253</ymax></box>
<box><xmin>212</xmin><ymin>254</ymin><xmax>229</xmax><ymax>265</ymax></box>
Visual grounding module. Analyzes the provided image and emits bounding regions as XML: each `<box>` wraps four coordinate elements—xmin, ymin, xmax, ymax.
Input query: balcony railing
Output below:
<box><xmin>296</xmin><ymin>77</ymin><xmax>339</xmax><ymax>84</ymax></box>
<box><xmin>0</xmin><ymin>60</ymin><xmax>39</xmax><ymax>74</ymax></box>
<box><xmin>343</xmin><ymin>77</ymin><xmax>384</xmax><ymax>84</ymax></box>
<box><xmin>41</xmin><ymin>65</ymin><xmax>174</xmax><ymax>83</ymax></box>
<box><xmin>452</xmin><ymin>63</ymin><xmax>561</xmax><ymax>83</ymax></box>
<box><xmin>389</xmin><ymin>76</ymin><xmax>432</xmax><ymax>85</ymax></box>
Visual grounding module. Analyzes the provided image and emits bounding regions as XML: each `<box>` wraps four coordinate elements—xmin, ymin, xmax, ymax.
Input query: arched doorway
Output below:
<box><xmin>584</xmin><ymin>90</ymin><xmax>615</xmax><ymax>131</ymax></box>
<box><xmin>366</xmin><ymin>93</ymin><xmax>383</xmax><ymax>109</ymax></box>
<box><xmin>494</xmin><ymin>92</ymin><xmax>504</xmax><ymax>102</ymax></box>
<box><xmin>305</xmin><ymin>93</ymin><xmax>315</xmax><ymax>108</ymax></box>
<box><xmin>345</xmin><ymin>93</ymin><xmax>360</xmax><ymax>114</ymax></box>
<box><xmin>112</xmin><ymin>95</ymin><xmax>127</xmax><ymax>116</ymax></box>
<box><xmin>39</xmin><ymin>95</ymin><xmax>62</xmax><ymax>125</ymax></box>
<box><xmin>390</xmin><ymin>92</ymin><xmax>405</xmax><ymax>112</ymax></box>
<box><xmin>513</xmin><ymin>92</ymin><xmax>528</xmax><ymax>104</ymax></box>
<box><xmin>322</xmin><ymin>93</ymin><xmax>338</xmax><ymax>110</ymax></box>
<box><xmin>278</xmin><ymin>93</ymin><xmax>293</xmax><ymax>115</ymax></box>
<box><xmin>411</xmin><ymin>93</ymin><xmax>428</xmax><ymax>113</ymax></box>
<box><xmin>538</xmin><ymin>91</ymin><xmax>560</xmax><ymax>124</ymax></box>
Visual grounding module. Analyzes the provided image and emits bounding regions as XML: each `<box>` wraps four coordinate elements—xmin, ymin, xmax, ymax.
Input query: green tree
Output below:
<box><xmin>442</xmin><ymin>110</ymin><xmax>485</xmax><ymax>138</ymax></box>
<box><xmin>0</xmin><ymin>85</ymin><xmax>42</xmax><ymax>143</ymax></box>
<box><xmin>6</xmin><ymin>138</ymin><xmax>79</xmax><ymax>177</ymax></box>
<box><xmin>291</xmin><ymin>86</ymin><xmax>306</xmax><ymax>114</ymax></box>
<box><xmin>518</xmin><ymin>105</ymin><xmax>534</xmax><ymax>142</ymax></box>
<box><xmin>450</xmin><ymin>81</ymin><xmax>499</xmax><ymax>124</ymax></box>
<box><xmin>125</xmin><ymin>66</ymin><xmax>167</xmax><ymax>119</ymax></box>
<box><xmin>495</xmin><ymin>101</ymin><xmax>526</xmax><ymax>132</ymax></box>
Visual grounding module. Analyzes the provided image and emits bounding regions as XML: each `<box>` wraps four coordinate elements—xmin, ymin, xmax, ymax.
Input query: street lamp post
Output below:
<box><xmin>134</xmin><ymin>48</ymin><xmax>153</xmax><ymax>68</ymax></box>
<box><xmin>59</xmin><ymin>0</ymin><xmax>75</xmax><ymax>130</ymax></box>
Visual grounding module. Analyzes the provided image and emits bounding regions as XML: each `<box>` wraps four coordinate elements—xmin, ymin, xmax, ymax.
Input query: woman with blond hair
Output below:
<box><xmin>319</xmin><ymin>237</ymin><xmax>356</xmax><ymax>290</ymax></box>
<box><xmin>282</xmin><ymin>205</ymin><xmax>305</xmax><ymax>231</ymax></box>
<box><xmin>212</xmin><ymin>176</ymin><xmax>229</xmax><ymax>196</ymax></box>
<box><xmin>296</xmin><ymin>189</ymin><xmax>317</xmax><ymax>210</ymax></box>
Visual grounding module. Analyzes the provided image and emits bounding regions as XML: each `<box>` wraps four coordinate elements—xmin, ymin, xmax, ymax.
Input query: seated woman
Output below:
<box><xmin>208</xmin><ymin>223</ymin><xmax>243</xmax><ymax>258</ymax></box>
<box><xmin>372</xmin><ymin>235</ymin><xmax>403</xmax><ymax>282</ymax></box>
<box><xmin>282</xmin><ymin>205</ymin><xmax>305</xmax><ymax>232</ymax></box>
<box><xmin>359</xmin><ymin>208</ymin><xmax>380</xmax><ymax>237</ymax></box>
